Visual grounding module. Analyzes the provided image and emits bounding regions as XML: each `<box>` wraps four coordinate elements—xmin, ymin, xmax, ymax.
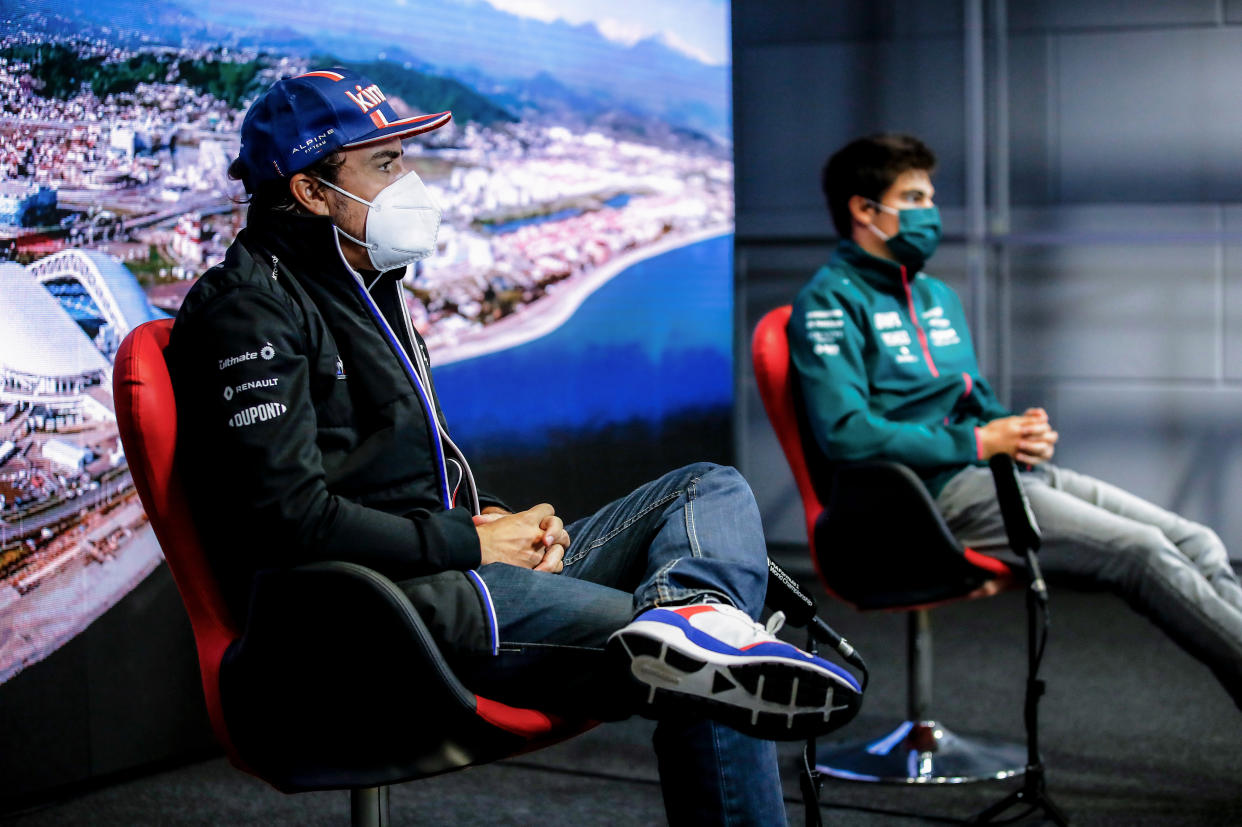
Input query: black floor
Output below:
<box><xmin>5</xmin><ymin>550</ymin><xmax>1241</xmax><ymax>826</ymax></box>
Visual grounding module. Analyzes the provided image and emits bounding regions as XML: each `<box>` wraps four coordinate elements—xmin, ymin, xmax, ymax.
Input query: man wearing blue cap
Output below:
<box><xmin>167</xmin><ymin>67</ymin><xmax>861</xmax><ymax>823</ymax></box>
<box><xmin>790</xmin><ymin>133</ymin><xmax>1242</xmax><ymax>711</ymax></box>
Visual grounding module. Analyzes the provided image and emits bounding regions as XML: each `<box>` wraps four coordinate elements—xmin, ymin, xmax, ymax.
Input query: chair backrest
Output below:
<box><xmin>751</xmin><ymin>306</ymin><xmax>1011</xmax><ymax>610</ymax></box>
<box><xmin>114</xmin><ymin>319</ymin><xmax>592</xmax><ymax>791</ymax></box>
<box><xmin>751</xmin><ymin>306</ymin><xmax>826</xmax><ymax>563</ymax></box>
<box><xmin>113</xmin><ymin>318</ymin><xmax>244</xmax><ymax>764</ymax></box>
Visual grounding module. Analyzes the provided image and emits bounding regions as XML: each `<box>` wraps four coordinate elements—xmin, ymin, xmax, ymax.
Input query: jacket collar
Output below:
<box><xmin>832</xmin><ymin>239</ymin><xmax>911</xmax><ymax>294</ymax></box>
<box><xmin>242</xmin><ymin>208</ymin><xmax>402</xmax><ymax>290</ymax></box>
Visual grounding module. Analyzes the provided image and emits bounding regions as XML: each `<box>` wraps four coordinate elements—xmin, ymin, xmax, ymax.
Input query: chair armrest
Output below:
<box><xmin>218</xmin><ymin>561</ymin><xmax>482</xmax><ymax>790</ymax></box>
<box><xmin>815</xmin><ymin>461</ymin><xmax>1001</xmax><ymax>610</ymax></box>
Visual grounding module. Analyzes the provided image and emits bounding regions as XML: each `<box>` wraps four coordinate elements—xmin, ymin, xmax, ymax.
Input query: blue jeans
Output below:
<box><xmin>937</xmin><ymin>463</ymin><xmax>1242</xmax><ymax>709</ymax></box>
<box><xmin>451</xmin><ymin>463</ymin><xmax>788</xmax><ymax>826</ymax></box>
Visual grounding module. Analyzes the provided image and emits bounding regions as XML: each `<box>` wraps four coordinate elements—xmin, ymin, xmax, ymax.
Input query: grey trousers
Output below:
<box><xmin>936</xmin><ymin>463</ymin><xmax>1242</xmax><ymax>710</ymax></box>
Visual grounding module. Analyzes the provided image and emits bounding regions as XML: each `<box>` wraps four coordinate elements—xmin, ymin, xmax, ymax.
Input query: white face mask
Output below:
<box><xmin>317</xmin><ymin>170</ymin><xmax>442</xmax><ymax>272</ymax></box>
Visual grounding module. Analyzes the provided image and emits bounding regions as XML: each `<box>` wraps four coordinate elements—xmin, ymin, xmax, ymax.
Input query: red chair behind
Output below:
<box><xmin>751</xmin><ymin>305</ymin><xmax>1023</xmax><ymax>784</ymax></box>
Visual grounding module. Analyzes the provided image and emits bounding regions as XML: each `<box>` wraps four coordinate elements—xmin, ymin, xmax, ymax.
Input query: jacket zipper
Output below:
<box><xmin>900</xmin><ymin>265</ymin><xmax>939</xmax><ymax>378</ymax></box>
<box><xmin>345</xmin><ymin>270</ymin><xmax>454</xmax><ymax>510</ymax></box>
<box><xmin>393</xmin><ymin>281</ymin><xmax>480</xmax><ymax>514</ymax></box>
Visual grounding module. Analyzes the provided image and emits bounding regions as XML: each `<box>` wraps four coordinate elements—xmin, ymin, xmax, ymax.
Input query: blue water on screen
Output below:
<box><xmin>432</xmin><ymin>233</ymin><xmax>733</xmax><ymax>448</ymax></box>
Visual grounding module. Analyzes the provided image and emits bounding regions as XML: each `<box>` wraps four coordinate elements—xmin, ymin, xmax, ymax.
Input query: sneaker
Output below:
<box><xmin>607</xmin><ymin>603</ymin><xmax>862</xmax><ymax>740</ymax></box>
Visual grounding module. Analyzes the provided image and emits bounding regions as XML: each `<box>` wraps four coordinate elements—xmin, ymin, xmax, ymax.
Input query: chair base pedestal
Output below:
<box><xmin>350</xmin><ymin>785</ymin><xmax>390</xmax><ymax>827</ymax></box>
<box><xmin>816</xmin><ymin>720</ymin><xmax>1025</xmax><ymax>784</ymax></box>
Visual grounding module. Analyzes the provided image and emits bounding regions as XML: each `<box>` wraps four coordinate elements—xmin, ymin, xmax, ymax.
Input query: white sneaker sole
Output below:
<box><xmin>609</xmin><ymin>618</ymin><xmax>861</xmax><ymax>741</ymax></box>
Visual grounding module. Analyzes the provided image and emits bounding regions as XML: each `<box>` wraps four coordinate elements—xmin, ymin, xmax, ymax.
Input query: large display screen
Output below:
<box><xmin>0</xmin><ymin>0</ymin><xmax>732</xmax><ymax>686</ymax></box>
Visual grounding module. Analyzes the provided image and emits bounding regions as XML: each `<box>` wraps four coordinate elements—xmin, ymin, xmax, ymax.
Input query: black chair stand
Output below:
<box><xmin>351</xmin><ymin>786</ymin><xmax>389</xmax><ymax>827</ymax></box>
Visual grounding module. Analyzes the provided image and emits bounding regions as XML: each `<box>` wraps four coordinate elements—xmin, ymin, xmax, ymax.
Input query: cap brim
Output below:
<box><xmin>342</xmin><ymin>110</ymin><xmax>453</xmax><ymax>149</ymax></box>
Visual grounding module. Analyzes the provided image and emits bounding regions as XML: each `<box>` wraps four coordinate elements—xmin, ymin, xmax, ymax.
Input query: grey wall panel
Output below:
<box><xmin>1048</xmin><ymin>385</ymin><xmax>1242</xmax><ymax>554</ymax></box>
<box><xmin>1007</xmin><ymin>204</ymin><xmax>1224</xmax><ymax>237</ymax></box>
<box><xmin>1009</xmin><ymin>0</ymin><xmax>1220</xmax><ymax>31</ymax></box>
<box><xmin>1227</xmin><ymin>0</ymin><xmax>1242</xmax><ymax>23</ymax></box>
<box><xmin>1223</xmin><ymin>205</ymin><xmax>1242</xmax><ymax>381</ymax></box>
<box><xmin>1007</xmin><ymin>244</ymin><xmax>1218</xmax><ymax>380</ymax></box>
<box><xmin>734</xmin><ymin>38</ymin><xmax>966</xmax><ymax>230</ymax></box>
<box><xmin>1057</xmin><ymin>28</ymin><xmax>1242</xmax><ymax>203</ymax></box>
<box><xmin>733</xmin><ymin>0</ymin><xmax>963</xmax><ymax>45</ymax></box>
<box><xmin>1006</xmin><ymin>33</ymin><xmax>1056</xmax><ymax>206</ymax></box>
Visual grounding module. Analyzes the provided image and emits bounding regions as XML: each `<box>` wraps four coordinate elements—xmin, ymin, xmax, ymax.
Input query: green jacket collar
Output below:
<box><xmin>832</xmin><ymin>239</ymin><xmax>912</xmax><ymax>295</ymax></box>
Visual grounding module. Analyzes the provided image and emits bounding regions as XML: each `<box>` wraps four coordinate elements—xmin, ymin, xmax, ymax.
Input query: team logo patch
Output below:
<box><xmin>260</xmin><ymin>343</ymin><xmax>275</xmax><ymax>360</ymax></box>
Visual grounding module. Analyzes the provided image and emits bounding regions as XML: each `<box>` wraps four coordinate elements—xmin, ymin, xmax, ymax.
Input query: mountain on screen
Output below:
<box><xmin>9</xmin><ymin>0</ymin><xmax>729</xmax><ymax>141</ymax></box>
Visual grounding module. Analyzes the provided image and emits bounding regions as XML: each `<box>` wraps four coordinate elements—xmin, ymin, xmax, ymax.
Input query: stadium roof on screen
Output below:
<box><xmin>0</xmin><ymin>262</ymin><xmax>110</xmax><ymax>378</ymax></box>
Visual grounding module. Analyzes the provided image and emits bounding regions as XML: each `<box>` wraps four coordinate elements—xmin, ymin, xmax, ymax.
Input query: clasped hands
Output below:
<box><xmin>978</xmin><ymin>407</ymin><xmax>1059</xmax><ymax>465</ymax></box>
<box><xmin>473</xmin><ymin>503</ymin><xmax>569</xmax><ymax>573</ymax></box>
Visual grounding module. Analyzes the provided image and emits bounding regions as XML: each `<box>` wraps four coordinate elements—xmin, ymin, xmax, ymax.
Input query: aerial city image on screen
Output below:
<box><xmin>0</xmin><ymin>0</ymin><xmax>733</xmax><ymax>684</ymax></box>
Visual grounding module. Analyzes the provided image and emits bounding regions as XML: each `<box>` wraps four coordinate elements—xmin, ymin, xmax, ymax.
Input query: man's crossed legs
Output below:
<box><xmin>449</xmin><ymin>463</ymin><xmax>860</xmax><ymax>825</ymax></box>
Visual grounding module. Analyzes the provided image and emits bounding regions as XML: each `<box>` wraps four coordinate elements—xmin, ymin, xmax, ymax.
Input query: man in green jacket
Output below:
<box><xmin>790</xmin><ymin>132</ymin><xmax>1242</xmax><ymax>710</ymax></box>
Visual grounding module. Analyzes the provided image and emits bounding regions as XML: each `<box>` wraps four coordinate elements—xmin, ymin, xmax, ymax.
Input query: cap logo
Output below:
<box><xmin>345</xmin><ymin>83</ymin><xmax>387</xmax><ymax>114</ymax></box>
<box><xmin>290</xmin><ymin>128</ymin><xmax>335</xmax><ymax>155</ymax></box>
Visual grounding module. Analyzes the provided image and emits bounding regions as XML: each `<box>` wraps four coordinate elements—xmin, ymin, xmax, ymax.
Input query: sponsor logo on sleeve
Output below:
<box><xmin>805</xmin><ymin>309</ymin><xmax>845</xmax><ymax>329</ymax></box>
<box><xmin>873</xmin><ymin>311</ymin><xmax>903</xmax><ymax>330</ymax></box>
<box><xmin>335</xmin><ymin>355</ymin><xmax>347</xmax><ymax>380</ymax></box>
<box><xmin>223</xmin><ymin>377</ymin><xmax>279</xmax><ymax>400</ymax></box>
<box><xmin>218</xmin><ymin>342</ymin><xmax>276</xmax><ymax>370</ymax></box>
<box><xmin>930</xmin><ymin>328</ymin><xmax>961</xmax><ymax>347</ymax></box>
<box><xmin>228</xmin><ymin>402</ymin><xmax>288</xmax><ymax>428</ymax></box>
<box><xmin>219</xmin><ymin>350</ymin><xmax>257</xmax><ymax>370</ymax></box>
<box><xmin>814</xmin><ymin>343</ymin><xmax>841</xmax><ymax>356</ymax></box>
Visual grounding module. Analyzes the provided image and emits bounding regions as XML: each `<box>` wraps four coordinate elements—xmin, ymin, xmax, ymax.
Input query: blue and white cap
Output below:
<box><xmin>234</xmin><ymin>67</ymin><xmax>452</xmax><ymax>193</ymax></box>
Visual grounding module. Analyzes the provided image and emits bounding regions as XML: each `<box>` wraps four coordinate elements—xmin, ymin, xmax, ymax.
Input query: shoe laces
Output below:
<box><xmin>709</xmin><ymin>603</ymin><xmax>786</xmax><ymax>643</ymax></box>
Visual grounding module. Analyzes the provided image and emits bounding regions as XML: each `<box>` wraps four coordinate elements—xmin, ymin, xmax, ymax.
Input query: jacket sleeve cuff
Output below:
<box><xmin>431</xmin><ymin>506</ymin><xmax>484</xmax><ymax>570</ymax></box>
<box><xmin>476</xmin><ymin>490</ymin><xmax>512</xmax><ymax>514</ymax></box>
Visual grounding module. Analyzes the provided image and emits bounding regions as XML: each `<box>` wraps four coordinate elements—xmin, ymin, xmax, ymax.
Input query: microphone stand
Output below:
<box><xmin>970</xmin><ymin>457</ymin><xmax>1068</xmax><ymax>826</ymax></box>
<box><xmin>766</xmin><ymin>558</ymin><xmax>869</xmax><ymax>827</ymax></box>
<box><xmin>800</xmin><ymin>627</ymin><xmax>824</xmax><ymax>827</ymax></box>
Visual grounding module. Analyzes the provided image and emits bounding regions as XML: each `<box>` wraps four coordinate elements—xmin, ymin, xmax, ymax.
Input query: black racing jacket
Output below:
<box><xmin>167</xmin><ymin>208</ymin><xmax>505</xmax><ymax>655</ymax></box>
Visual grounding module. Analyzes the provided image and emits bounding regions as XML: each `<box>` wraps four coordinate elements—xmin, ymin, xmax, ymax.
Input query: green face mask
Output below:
<box><xmin>866</xmin><ymin>201</ymin><xmax>943</xmax><ymax>272</ymax></box>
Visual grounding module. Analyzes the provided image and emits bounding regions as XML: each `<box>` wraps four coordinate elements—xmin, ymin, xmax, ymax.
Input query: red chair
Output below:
<box><xmin>114</xmin><ymin>319</ymin><xmax>590</xmax><ymax>826</ymax></box>
<box><xmin>751</xmin><ymin>305</ymin><xmax>1023</xmax><ymax>784</ymax></box>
